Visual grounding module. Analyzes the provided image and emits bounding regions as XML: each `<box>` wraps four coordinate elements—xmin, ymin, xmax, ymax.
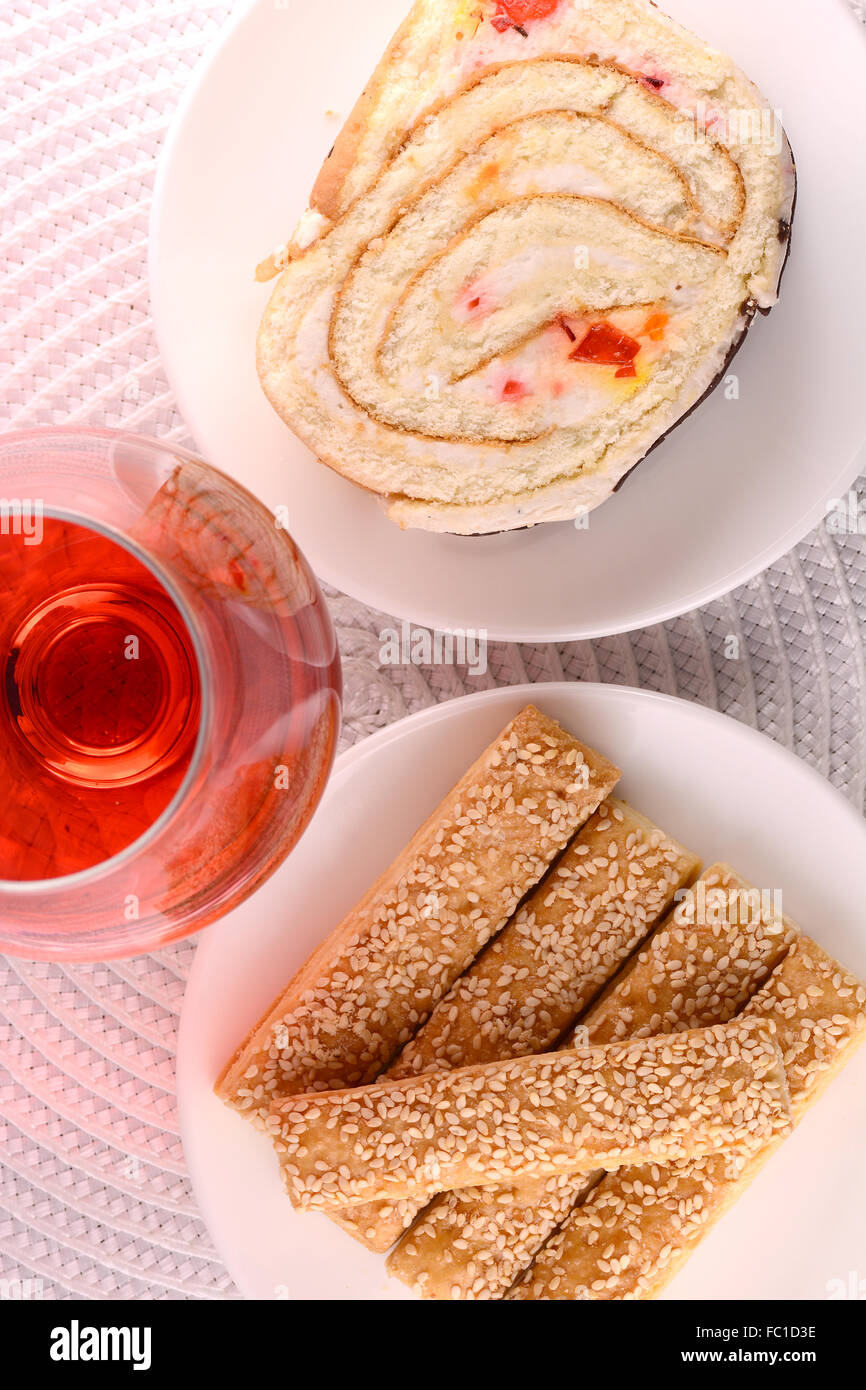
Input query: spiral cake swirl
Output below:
<box><xmin>257</xmin><ymin>0</ymin><xmax>795</xmax><ymax>533</ymax></box>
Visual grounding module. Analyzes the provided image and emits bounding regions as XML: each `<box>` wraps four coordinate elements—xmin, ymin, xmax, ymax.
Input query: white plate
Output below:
<box><xmin>151</xmin><ymin>0</ymin><xmax>866</xmax><ymax>642</ymax></box>
<box><xmin>178</xmin><ymin>683</ymin><xmax>866</xmax><ymax>1300</ymax></box>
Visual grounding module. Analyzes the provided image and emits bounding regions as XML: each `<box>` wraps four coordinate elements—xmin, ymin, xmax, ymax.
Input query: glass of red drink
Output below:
<box><xmin>0</xmin><ymin>427</ymin><xmax>341</xmax><ymax>959</ymax></box>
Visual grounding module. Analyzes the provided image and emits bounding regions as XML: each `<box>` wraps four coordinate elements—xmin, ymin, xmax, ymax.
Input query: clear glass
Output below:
<box><xmin>0</xmin><ymin>427</ymin><xmax>341</xmax><ymax>959</ymax></box>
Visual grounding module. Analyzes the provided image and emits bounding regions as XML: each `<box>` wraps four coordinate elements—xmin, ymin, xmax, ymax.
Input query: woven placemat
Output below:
<box><xmin>1</xmin><ymin>0</ymin><xmax>864</xmax><ymax>1299</ymax></box>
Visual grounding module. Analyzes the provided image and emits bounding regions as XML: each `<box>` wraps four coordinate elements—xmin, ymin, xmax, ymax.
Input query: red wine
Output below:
<box><xmin>1</xmin><ymin>518</ymin><xmax>201</xmax><ymax>880</ymax></box>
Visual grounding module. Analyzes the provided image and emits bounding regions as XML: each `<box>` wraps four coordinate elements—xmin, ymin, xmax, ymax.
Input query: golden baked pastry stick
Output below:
<box><xmin>333</xmin><ymin>797</ymin><xmax>699</xmax><ymax>1251</ymax></box>
<box><xmin>565</xmin><ymin>861</ymin><xmax>798</xmax><ymax>1045</ymax></box>
<box><xmin>268</xmin><ymin>1018</ymin><xmax>791</xmax><ymax>1212</ymax></box>
<box><xmin>386</xmin><ymin>862</ymin><xmax>798</xmax><ymax>1298</ymax></box>
<box><xmin>395</xmin><ymin>799</ymin><xmax>701</xmax><ymax>1075</ymax></box>
<box><xmin>216</xmin><ymin>706</ymin><xmax>619</xmax><ymax>1125</ymax></box>
<box><xmin>510</xmin><ymin>936</ymin><xmax>866</xmax><ymax>1299</ymax></box>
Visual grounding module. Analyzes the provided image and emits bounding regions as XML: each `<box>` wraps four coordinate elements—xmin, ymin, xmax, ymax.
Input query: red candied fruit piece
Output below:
<box><xmin>500</xmin><ymin>378</ymin><xmax>528</xmax><ymax>400</ymax></box>
<box><xmin>569</xmin><ymin>321</ymin><xmax>641</xmax><ymax>378</ymax></box>
<box><xmin>491</xmin><ymin>0</ymin><xmax>561</xmax><ymax>31</ymax></box>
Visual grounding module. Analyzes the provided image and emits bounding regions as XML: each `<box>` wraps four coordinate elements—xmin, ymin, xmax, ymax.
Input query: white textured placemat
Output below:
<box><xmin>1</xmin><ymin>0</ymin><xmax>864</xmax><ymax>1300</ymax></box>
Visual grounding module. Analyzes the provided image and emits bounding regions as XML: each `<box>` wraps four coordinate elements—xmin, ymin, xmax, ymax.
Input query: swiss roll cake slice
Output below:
<box><xmin>257</xmin><ymin>0</ymin><xmax>794</xmax><ymax>534</ymax></box>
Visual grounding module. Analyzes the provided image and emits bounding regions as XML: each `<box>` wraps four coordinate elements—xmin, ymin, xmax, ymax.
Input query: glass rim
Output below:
<box><xmin>0</xmin><ymin>502</ymin><xmax>213</xmax><ymax>897</ymax></box>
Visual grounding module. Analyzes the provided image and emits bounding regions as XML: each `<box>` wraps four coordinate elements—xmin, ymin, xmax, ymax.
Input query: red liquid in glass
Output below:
<box><xmin>0</xmin><ymin>519</ymin><xmax>201</xmax><ymax>880</ymax></box>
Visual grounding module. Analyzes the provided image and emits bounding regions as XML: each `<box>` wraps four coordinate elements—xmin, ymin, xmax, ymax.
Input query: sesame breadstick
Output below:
<box><xmin>269</xmin><ymin>1018</ymin><xmax>791</xmax><ymax>1212</ymax></box>
<box><xmin>510</xmin><ymin>937</ymin><xmax>866</xmax><ymax>1299</ymax></box>
<box><xmin>393</xmin><ymin>800</ymin><xmax>700</xmax><ymax>1076</ymax></box>
<box><xmin>386</xmin><ymin>863</ymin><xmax>798</xmax><ymax>1298</ymax></box>
<box><xmin>564</xmin><ymin>861</ymin><xmax>799</xmax><ymax>1045</ymax></box>
<box><xmin>334</xmin><ymin>797</ymin><xmax>699</xmax><ymax>1252</ymax></box>
<box><xmin>216</xmin><ymin>706</ymin><xmax>619</xmax><ymax>1125</ymax></box>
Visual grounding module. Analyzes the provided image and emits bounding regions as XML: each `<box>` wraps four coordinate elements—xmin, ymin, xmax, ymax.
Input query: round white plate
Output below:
<box><xmin>151</xmin><ymin>0</ymin><xmax>866</xmax><ymax>642</ymax></box>
<box><xmin>178</xmin><ymin>683</ymin><xmax>866</xmax><ymax>1300</ymax></box>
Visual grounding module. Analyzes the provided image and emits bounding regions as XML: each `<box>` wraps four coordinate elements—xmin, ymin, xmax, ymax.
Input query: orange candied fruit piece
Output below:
<box><xmin>642</xmin><ymin>312</ymin><xmax>669</xmax><ymax>342</ymax></box>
